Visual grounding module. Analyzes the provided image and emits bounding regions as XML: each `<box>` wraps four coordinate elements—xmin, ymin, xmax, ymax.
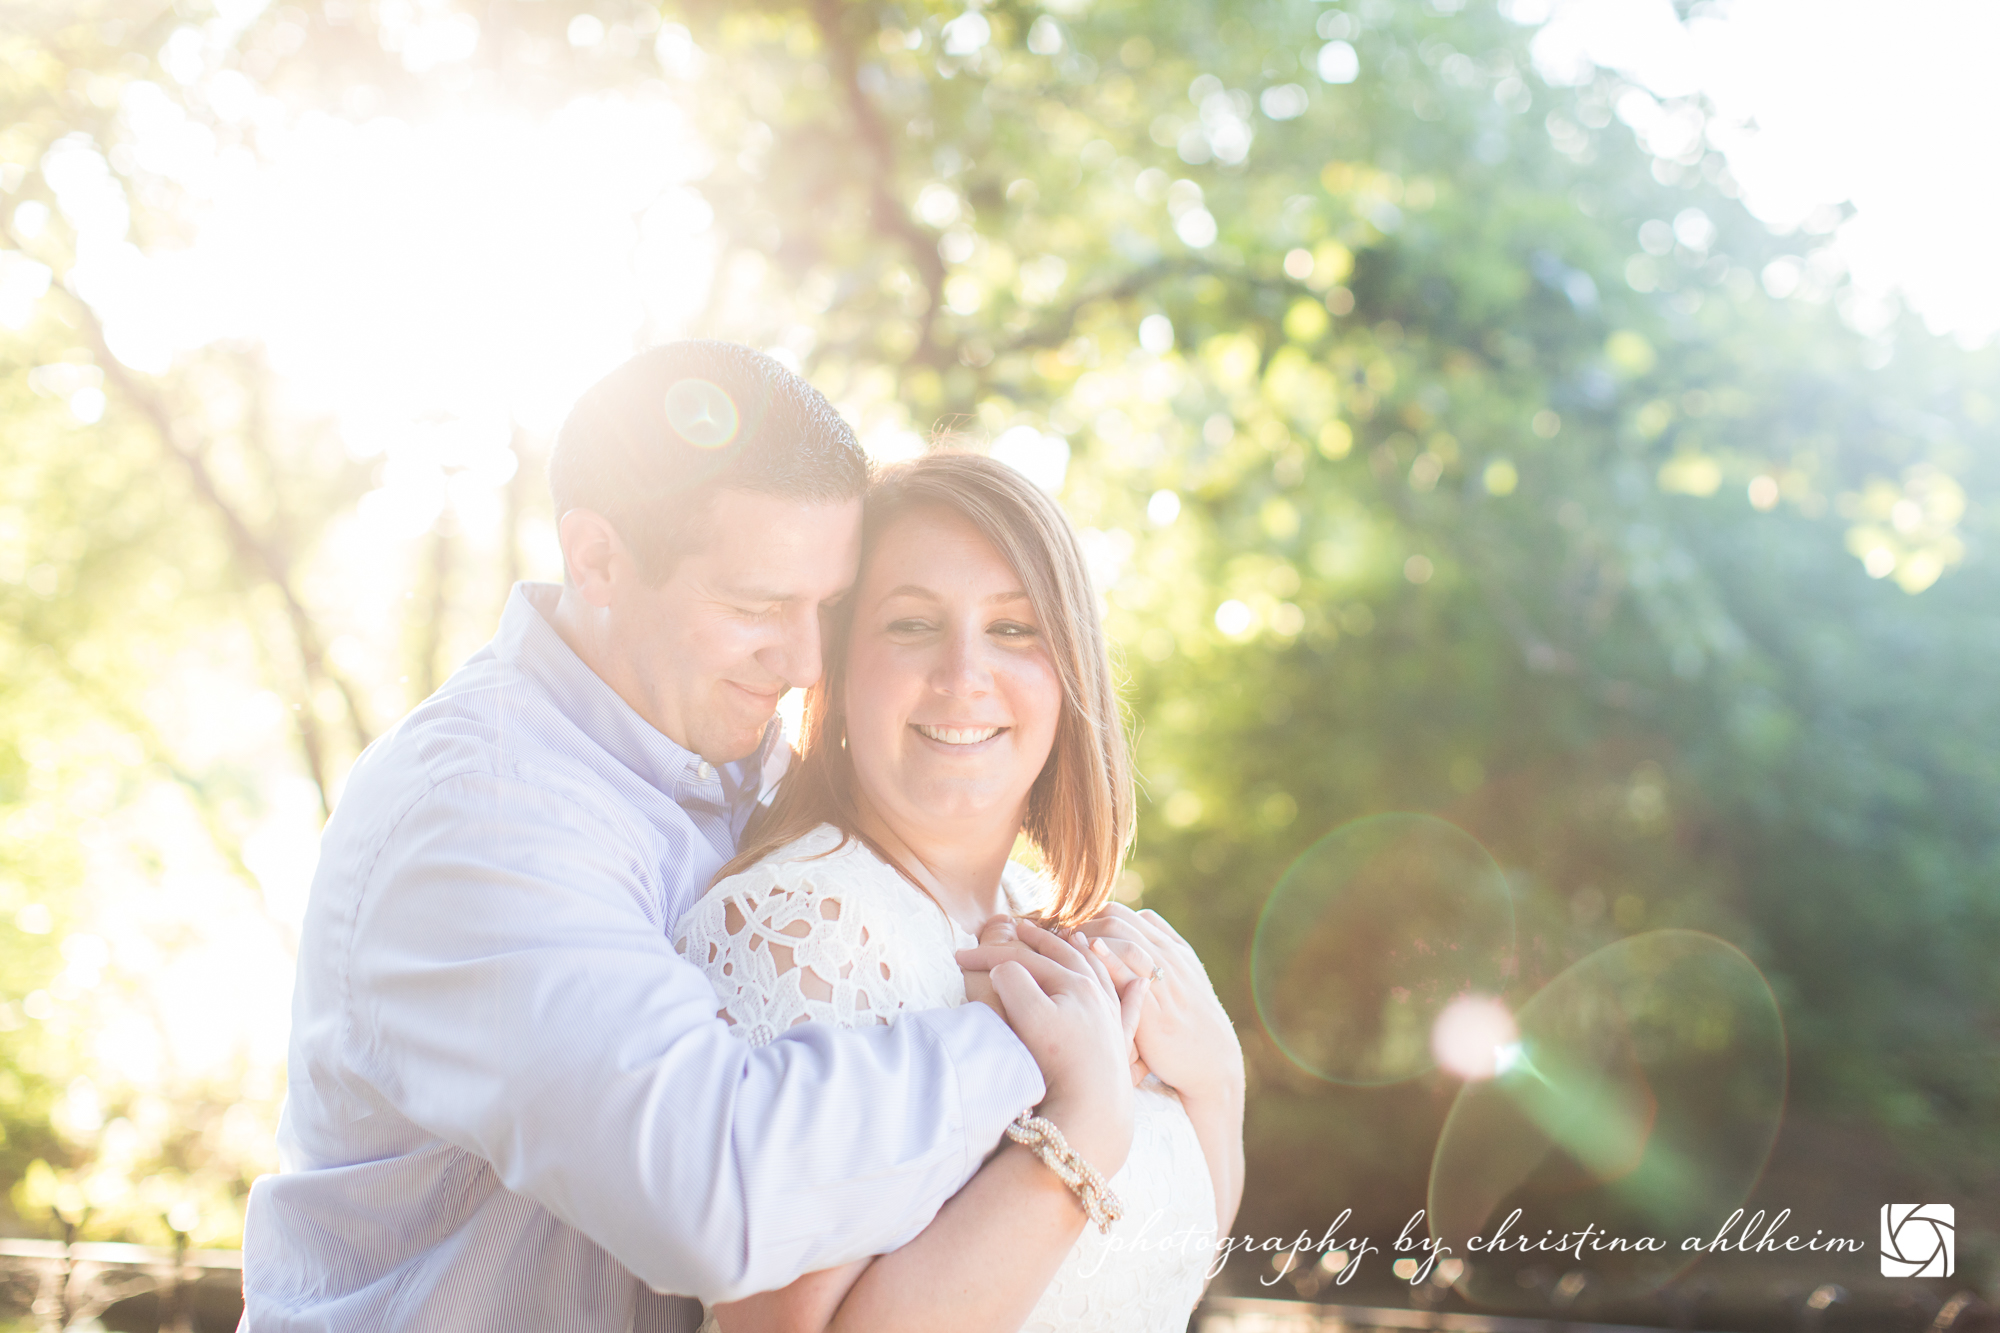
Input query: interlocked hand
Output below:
<box><xmin>1076</xmin><ymin>903</ymin><xmax>1243</xmax><ymax>1102</ymax></box>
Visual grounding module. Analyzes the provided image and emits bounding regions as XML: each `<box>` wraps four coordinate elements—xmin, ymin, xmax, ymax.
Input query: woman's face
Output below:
<box><xmin>842</xmin><ymin>503</ymin><xmax>1063</xmax><ymax>841</ymax></box>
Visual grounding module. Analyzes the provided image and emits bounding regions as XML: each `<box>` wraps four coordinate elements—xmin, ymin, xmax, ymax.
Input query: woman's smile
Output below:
<box><xmin>912</xmin><ymin>723</ymin><xmax>1006</xmax><ymax>747</ymax></box>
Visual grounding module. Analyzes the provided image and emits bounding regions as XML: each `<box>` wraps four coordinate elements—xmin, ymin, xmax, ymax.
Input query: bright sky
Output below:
<box><xmin>1520</xmin><ymin>0</ymin><xmax>2000</xmax><ymax>347</ymax></box>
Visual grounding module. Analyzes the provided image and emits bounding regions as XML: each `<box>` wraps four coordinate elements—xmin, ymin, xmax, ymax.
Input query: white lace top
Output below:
<box><xmin>674</xmin><ymin>824</ymin><xmax>1216</xmax><ymax>1333</ymax></box>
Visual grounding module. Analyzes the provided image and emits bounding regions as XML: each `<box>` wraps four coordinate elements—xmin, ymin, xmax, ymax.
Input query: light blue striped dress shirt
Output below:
<box><xmin>241</xmin><ymin>582</ymin><xmax>1045</xmax><ymax>1332</ymax></box>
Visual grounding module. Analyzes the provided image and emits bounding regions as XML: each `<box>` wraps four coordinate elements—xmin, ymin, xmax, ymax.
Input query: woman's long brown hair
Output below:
<box><xmin>714</xmin><ymin>451</ymin><xmax>1134</xmax><ymax>929</ymax></box>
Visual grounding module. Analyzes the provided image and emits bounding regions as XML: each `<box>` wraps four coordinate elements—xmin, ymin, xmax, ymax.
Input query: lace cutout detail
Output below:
<box><xmin>674</xmin><ymin>825</ymin><xmax>969</xmax><ymax>1044</ymax></box>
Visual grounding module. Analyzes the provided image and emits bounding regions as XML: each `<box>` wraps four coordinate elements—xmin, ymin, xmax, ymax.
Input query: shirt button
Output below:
<box><xmin>696</xmin><ymin>761</ymin><xmax>717</xmax><ymax>782</ymax></box>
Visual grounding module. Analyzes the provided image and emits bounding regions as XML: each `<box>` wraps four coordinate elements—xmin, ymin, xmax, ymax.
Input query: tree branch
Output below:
<box><xmin>808</xmin><ymin>0</ymin><xmax>950</xmax><ymax>368</ymax></box>
<box><xmin>41</xmin><ymin>647</ymin><xmax>304</xmax><ymax>952</ymax></box>
<box><xmin>998</xmin><ymin>260</ymin><xmax>1178</xmax><ymax>354</ymax></box>
<box><xmin>994</xmin><ymin>257</ymin><xmax>1298</xmax><ymax>355</ymax></box>
<box><xmin>417</xmin><ymin>526</ymin><xmax>454</xmax><ymax>698</ymax></box>
<box><xmin>44</xmin><ymin>270</ymin><xmax>377</xmax><ymax>760</ymax></box>
<box><xmin>503</xmin><ymin>420</ymin><xmax>529</xmax><ymax>600</ymax></box>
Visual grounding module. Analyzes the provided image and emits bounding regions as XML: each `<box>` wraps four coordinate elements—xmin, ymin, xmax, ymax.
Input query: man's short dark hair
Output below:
<box><xmin>548</xmin><ymin>340</ymin><xmax>870</xmax><ymax>581</ymax></box>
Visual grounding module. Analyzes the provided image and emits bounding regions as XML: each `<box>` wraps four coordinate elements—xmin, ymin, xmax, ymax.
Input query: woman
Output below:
<box><xmin>675</xmin><ymin>452</ymin><xmax>1244</xmax><ymax>1332</ymax></box>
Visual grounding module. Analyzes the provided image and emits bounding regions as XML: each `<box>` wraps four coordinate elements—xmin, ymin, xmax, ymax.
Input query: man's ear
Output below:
<box><xmin>558</xmin><ymin>509</ymin><xmax>628</xmax><ymax>609</ymax></box>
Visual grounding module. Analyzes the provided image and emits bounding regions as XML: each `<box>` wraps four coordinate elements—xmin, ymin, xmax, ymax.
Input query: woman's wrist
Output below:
<box><xmin>1166</xmin><ymin>1051</ymin><xmax>1246</xmax><ymax>1111</ymax></box>
<box><xmin>1031</xmin><ymin>1092</ymin><xmax>1133</xmax><ymax>1180</ymax></box>
<box><xmin>1004</xmin><ymin>1112</ymin><xmax>1125</xmax><ymax>1233</ymax></box>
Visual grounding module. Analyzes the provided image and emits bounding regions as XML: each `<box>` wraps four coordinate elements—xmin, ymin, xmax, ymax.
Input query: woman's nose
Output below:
<box><xmin>930</xmin><ymin>626</ymin><xmax>993</xmax><ymax>696</ymax></box>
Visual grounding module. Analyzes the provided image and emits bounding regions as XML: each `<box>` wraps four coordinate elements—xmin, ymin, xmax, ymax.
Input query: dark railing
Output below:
<box><xmin>1198</xmin><ymin>1295</ymin><xmax>1718</xmax><ymax>1332</ymax></box>
<box><xmin>1195</xmin><ymin>1292</ymin><xmax>1999</xmax><ymax>1333</ymax></box>
<box><xmin>5</xmin><ymin>1247</ymin><xmax>1992</xmax><ymax>1333</ymax></box>
<box><xmin>0</xmin><ymin>1238</ymin><xmax>243</xmax><ymax>1332</ymax></box>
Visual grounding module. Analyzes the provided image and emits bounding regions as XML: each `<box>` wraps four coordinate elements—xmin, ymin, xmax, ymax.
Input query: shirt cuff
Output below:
<box><xmin>904</xmin><ymin>1003</ymin><xmax>1046</xmax><ymax>1182</ymax></box>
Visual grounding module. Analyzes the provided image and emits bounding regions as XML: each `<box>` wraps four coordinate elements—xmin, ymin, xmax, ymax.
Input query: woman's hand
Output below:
<box><xmin>1077</xmin><ymin>903</ymin><xmax>1244</xmax><ymax>1105</ymax></box>
<box><xmin>1078</xmin><ymin>902</ymin><xmax>1247</xmax><ymax>1238</ymax></box>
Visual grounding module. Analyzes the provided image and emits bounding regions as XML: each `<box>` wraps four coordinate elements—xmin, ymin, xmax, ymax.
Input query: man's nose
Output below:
<box><xmin>766</xmin><ymin>603</ymin><xmax>824</xmax><ymax>689</ymax></box>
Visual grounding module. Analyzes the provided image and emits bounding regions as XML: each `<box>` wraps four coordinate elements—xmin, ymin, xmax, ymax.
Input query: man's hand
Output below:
<box><xmin>955</xmin><ymin>918</ymin><xmax>1147</xmax><ymax>1177</ymax></box>
<box><xmin>959</xmin><ymin>915</ymin><xmax>1018</xmax><ymax>1021</ymax></box>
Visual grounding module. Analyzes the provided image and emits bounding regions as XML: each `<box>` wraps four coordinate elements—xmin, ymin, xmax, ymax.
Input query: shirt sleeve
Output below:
<box><xmin>343</xmin><ymin>771</ymin><xmax>1045</xmax><ymax>1302</ymax></box>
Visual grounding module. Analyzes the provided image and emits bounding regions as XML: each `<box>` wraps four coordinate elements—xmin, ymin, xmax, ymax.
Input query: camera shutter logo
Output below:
<box><xmin>1881</xmin><ymin>1205</ymin><xmax>1953</xmax><ymax>1278</ymax></box>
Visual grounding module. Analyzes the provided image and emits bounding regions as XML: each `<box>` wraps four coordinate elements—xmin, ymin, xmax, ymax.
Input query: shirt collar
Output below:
<box><xmin>496</xmin><ymin>582</ymin><xmax>780</xmax><ymax>802</ymax></box>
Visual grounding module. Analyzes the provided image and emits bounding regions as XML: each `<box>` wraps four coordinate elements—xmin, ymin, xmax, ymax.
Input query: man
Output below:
<box><xmin>241</xmin><ymin>342</ymin><xmax>1135</xmax><ymax>1330</ymax></box>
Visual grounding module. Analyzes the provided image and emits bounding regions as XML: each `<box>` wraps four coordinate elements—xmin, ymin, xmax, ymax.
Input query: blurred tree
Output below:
<box><xmin>0</xmin><ymin>0</ymin><xmax>1992</xmax><ymax>1290</ymax></box>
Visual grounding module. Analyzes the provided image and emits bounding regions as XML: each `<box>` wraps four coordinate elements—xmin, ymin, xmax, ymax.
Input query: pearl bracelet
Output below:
<box><xmin>1004</xmin><ymin>1111</ymin><xmax>1124</xmax><ymax>1234</ymax></box>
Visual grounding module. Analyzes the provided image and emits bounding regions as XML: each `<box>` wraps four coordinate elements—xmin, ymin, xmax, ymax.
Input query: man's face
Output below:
<box><xmin>604</xmin><ymin>489</ymin><xmax>863</xmax><ymax>764</ymax></box>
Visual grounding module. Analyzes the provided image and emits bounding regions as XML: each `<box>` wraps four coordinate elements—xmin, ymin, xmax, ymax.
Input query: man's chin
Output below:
<box><xmin>695</xmin><ymin>705</ymin><xmax>779</xmax><ymax>766</ymax></box>
<box><xmin>686</xmin><ymin>732</ymin><xmax>754</xmax><ymax>768</ymax></box>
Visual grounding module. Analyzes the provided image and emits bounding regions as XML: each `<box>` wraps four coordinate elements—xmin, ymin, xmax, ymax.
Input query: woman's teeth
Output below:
<box><xmin>916</xmin><ymin>724</ymin><xmax>1001</xmax><ymax>746</ymax></box>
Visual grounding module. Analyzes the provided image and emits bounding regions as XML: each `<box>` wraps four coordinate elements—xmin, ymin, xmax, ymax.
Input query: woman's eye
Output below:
<box><xmin>887</xmin><ymin>618</ymin><xmax>932</xmax><ymax>634</ymax></box>
<box><xmin>990</xmin><ymin>621</ymin><xmax>1039</xmax><ymax>639</ymax></box>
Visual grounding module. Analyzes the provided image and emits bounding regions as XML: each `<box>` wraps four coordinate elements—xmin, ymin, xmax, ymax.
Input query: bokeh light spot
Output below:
<box><xmin>1431</xmin><ymin>994</ymin><xmax>1519</xmax><ymax>1081</ymax></box>
<box><xmin>1317</xmin><ymin>40</ymin><xmax>1360</xmax><ymax>84</ymax></box>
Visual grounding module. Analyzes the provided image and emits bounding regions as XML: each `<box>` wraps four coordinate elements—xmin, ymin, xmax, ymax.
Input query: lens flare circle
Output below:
<box><xmin>1427</xmin><ymin>929</ymin><xmax>1787</xmax><ymax>1314</ymax></box>
<box><xmin>664</xmin><ymin>378</ymin><xmax>740</xmax><ymax>449</ymax></box>
<box><xmin>1251</xmin><ymin>813</ymin><xmax>1515</xmax><ymax>1086</ymax></box>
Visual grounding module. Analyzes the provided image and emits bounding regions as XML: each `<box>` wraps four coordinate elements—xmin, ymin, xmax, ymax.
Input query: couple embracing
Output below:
<box><xmin>240</xmin><ymin>341</ymin><xmax>1245</xmax><ymax>1332</ymax></box>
